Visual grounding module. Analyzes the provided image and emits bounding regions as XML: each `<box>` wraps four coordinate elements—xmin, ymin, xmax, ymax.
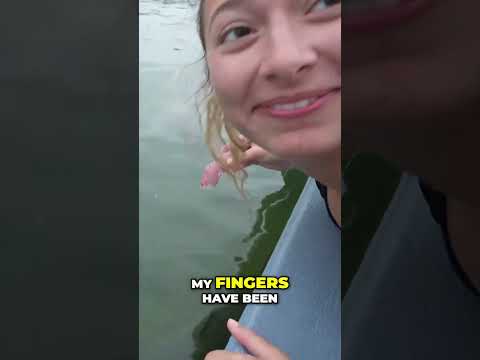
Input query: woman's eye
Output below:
<box><xmin>309</xmin><ymin>0</ymin><xmax>340</xmax><ymax>12</ymax></box>
<box><xmin>221</xmin><ymin>26</ymin><xmax>252</xmax><ymax>44</ymax></box>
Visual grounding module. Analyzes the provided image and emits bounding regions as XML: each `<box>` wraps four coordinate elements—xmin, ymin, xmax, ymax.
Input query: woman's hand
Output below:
<box><xmin>204</xmin><ymin>319</ymin><xmax>290</xmax><ymax>360</ymax></box>
<box><xmin>200</xmin><ymin>137</ymin><xmax>291</xmax><ymax>189</ymax></box>
<box><xmin>223</xmin><ymin>136</ymin><xmax>292</xmax><ymax>172</ymax></box>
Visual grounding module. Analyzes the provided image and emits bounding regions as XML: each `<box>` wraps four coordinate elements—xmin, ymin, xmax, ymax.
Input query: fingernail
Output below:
<box><xmin>228</xmin><ymin>318</ymin><xmax>239</xmax><ymax>328</ymax></box>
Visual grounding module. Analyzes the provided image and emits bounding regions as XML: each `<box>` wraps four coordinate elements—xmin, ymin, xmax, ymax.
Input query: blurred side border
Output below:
<box><xmin>0</xmin><ymin>1</ymin><xmax>139</xmax><ymax>359</ymax></box>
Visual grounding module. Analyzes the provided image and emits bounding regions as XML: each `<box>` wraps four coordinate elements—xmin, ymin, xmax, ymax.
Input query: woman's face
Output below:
<box><xmin>203</xmin><ymin>0</ymin><xmax>341</xmax><ymax>165</ymax></box>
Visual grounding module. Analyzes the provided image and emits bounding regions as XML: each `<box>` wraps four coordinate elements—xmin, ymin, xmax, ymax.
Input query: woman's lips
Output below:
<box><xmin>255</xmin><ymin>89</ymin><xmax>339</xmax><ymax>119</ymax></box>
<box><xmin>344</xmin><ymin>0</ymin><xmax>434</xmax><ymax>32</ymax></box>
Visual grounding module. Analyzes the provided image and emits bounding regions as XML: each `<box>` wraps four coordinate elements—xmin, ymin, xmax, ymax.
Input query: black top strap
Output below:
<box><xmin>315</xmin><ymin>181</ymin><xmax>340</xmax><ymax>229</ymax></box>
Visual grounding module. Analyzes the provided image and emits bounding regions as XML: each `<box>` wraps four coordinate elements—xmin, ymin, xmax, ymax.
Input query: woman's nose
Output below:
<box><xmin>259</xmin><ymin>21</ymin><xmax>317</xmax><ymax>86</ymax></box>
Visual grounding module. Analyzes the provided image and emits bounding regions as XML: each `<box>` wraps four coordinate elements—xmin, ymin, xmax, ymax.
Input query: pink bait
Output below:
<box><xmin>200</xmin><ymin>161</ymin><xmax>223</xmax><ymax>189</ymax></box>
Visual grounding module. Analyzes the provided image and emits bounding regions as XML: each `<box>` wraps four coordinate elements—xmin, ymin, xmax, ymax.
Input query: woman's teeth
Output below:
<box><xmin>271</xmin><ymin>98</ymin><xmax>317</xmax><ymax>111</ymax></box>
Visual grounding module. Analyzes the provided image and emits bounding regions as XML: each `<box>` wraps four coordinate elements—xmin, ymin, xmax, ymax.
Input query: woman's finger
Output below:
<box><xmin>227</xmin><ymin>319</ymin><xmax>288</xmax><ymax>359</ymax></box>
<box><xmin>204</xmin><ymin>349</ymin><xmax>256</xmax><ymax>360</ymax></box>
<box><xmin>237</xmin><ymin>134</ymin><xmax>252</xmax><ymax>148</ymax></box>
<box><xmin>221</xmin><ymin>144</ymin><xmax>231</xmax><ymax>153</ymax></box>
<box><xmin>241</xmin><ymin>145</ymin><xmax>268</xmax><ymax>167</ymax></box>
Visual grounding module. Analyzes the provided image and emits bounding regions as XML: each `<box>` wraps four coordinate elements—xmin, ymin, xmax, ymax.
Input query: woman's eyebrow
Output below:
<box><xmin>208</xmin><ymin>0</ymin><xmax>245</xmax><ymax>32</ymax></box>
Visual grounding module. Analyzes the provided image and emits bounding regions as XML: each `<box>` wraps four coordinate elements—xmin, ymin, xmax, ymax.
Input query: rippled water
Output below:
<box><xmin>139</xmin><ymin>1</ymin><xmax>306</xmax><ymax>359</ymax></box>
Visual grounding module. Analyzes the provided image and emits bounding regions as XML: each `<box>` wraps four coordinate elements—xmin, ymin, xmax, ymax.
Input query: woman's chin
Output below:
<box><xmin>268</xmin><ymin>138</ymin><xmax>340</xmax><ymax>166</ymax></box>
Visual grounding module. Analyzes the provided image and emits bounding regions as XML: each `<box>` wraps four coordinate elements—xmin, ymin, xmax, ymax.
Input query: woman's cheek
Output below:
<box><xmin>209</xmin><ymin>56</ymin><xmax>248</xmax><ymax>119</ymax></box>
<box><xmin>210</xmin><ymin>69</ymin><xmax>235</xmax><ymax>113</ymax></box>
<box><xmin>214</xmin><ymin>72</ymin><xmax>243</xmax><ymax>104</ymax></box>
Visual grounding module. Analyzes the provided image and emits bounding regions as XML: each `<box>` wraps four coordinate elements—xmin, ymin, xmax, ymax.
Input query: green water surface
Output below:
<box><xmin>139</xmin><ymin>2</ymin><xmax>307</xmax><ymax>359</ymax></box>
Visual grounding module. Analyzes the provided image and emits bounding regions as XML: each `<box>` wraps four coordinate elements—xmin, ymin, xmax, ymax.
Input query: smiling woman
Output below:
<box><xmin>198</xmin><ymin>0</ymin><xmax>341</xmax><ymax>215</ymax></box>
<box><xmin>195</xmin><ymin>0</ymin><xmax>341</xmax><ymax>359</ymax></box>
